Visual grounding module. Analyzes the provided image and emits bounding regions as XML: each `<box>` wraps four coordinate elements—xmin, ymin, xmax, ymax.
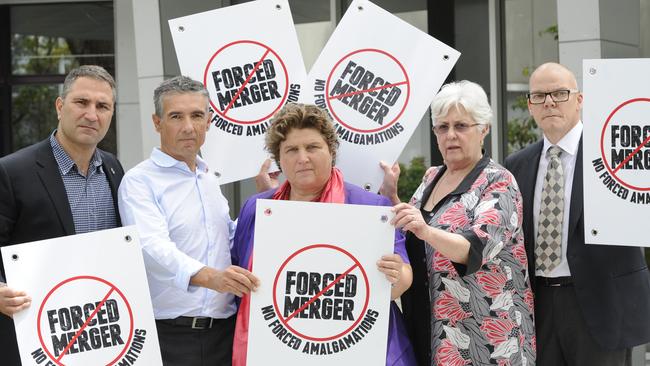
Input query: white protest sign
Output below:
<box><xmin>303</xmin><ymin>0</ymin><xmax>459</xmax><ymax>191</ymax></box>
<box><xmin>247</xmin><ymin>199</ymin><xmax>393</xmax><ymax>365</ymax></box>
<box><xmin>583</xmin><ymin>58</ymin><xmax>650</xmax><ymax>247</ymax></box>
<box><xmin>169</xmin><ymin>0</ymin><xmax>306</xmax><ymax>184</ymax></box>
<box><xmin>1</xmin><ymin>226</ymin><xmax>162</xmax><ymax>365</ymax></box>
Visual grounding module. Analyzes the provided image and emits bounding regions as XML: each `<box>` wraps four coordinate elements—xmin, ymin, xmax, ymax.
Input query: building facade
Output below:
<box><xmin>1</xmin><ymin>0</ymin><xmax>649</xmax><ymax>363</ymax></box>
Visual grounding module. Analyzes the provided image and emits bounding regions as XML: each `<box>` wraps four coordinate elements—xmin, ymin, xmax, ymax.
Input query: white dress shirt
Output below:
<box><xmin>533</xmin><ymin>122</ymin><xmax>582</xmax><ymax>277</ymax></box>
<box><xmin>118</xmin><ymin>148</ymin><xmax>236</xmax><ymax>319</ymax></box>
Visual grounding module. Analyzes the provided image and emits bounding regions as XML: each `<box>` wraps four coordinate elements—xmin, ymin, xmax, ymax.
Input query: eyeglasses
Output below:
<box><xmin>527</xmin><ymin>89</ymin><xmax>579</xmax><ymax>104</ymax></box>
<box><xmin>432</xmin><ymin>122</ymin><xmax>481</xmax><ymax>135</ymax></box>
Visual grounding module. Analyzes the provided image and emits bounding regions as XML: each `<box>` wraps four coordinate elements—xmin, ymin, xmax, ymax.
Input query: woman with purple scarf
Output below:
<box><xmin>231</xmin><ymin>103</ymin><xmax>416</xmax><ymax>366</ymax></box>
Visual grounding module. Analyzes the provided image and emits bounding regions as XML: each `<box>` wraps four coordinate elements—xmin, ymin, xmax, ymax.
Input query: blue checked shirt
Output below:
<box><xmin>49</xmin><ymin>133</ymin><xmax>117</xmax><ymax>234</ymax></box>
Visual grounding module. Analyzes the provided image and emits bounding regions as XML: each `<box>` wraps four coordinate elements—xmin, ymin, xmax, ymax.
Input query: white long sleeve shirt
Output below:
<box><xmin>533</xmin><ymin>122</ymin><xmax>582</xmax><ymax>277</ymax></box>
<box><xmin>118</xmin><ymin>148</ymin><xmax>236</xmax><ymax>319</ymax></box>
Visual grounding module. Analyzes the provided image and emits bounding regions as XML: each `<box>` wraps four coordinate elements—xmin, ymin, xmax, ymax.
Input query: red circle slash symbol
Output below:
<box><xmin>203</xmin><ymin>40</ymin><xmax>290</xmax><ymax>125</ymax></box>
<box><xmin>272</xmin><ymin>244</ymin><xmax>370</xmax><ymax>342</ymax></box>
<box><xmin>325</xmin><ymin>49</ymin><xmax>410</xmax><ymax>133</ymax></box>
<box><xmin>37</xmin><ymin>276</ymin><xmax>134</xmax><ymax>366</ymax></box>
<box><xmin>599</xmin><ymin>98</ymin><xmax>650</xmax><ymax>191</ymax></box>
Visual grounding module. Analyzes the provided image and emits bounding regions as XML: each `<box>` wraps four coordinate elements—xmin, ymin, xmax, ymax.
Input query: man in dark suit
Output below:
<box><xmin>0</xmin><ymin>65</ymin><xmax>124</xmax><ymax>365</ymax></box>
<box><xmin>505</xmin><ymin>62</ymin><xmax>650</xmax><ymax>365</ymax></box>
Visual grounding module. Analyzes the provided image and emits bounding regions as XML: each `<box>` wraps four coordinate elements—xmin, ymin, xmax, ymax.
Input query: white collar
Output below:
<box><xmin>150</xmin><ymin>147</ymin><xmax>209</xmax><ymax>173</ymax></box>
<box><xmin>542</xmin><ymin>120</ymin><xmax>582</xmax><ymax>157</ymax></box>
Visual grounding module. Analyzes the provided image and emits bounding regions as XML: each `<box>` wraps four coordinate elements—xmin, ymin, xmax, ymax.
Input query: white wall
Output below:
<box><xmin>557</xmin><ymin>0</ymin><xmax>640</xmax><ymax>86</ymax></box>
<box><xmin>115</xmin><ymin>0</ymin><xmax>165</xmax><ymax>170</ymax></box>
<box><xmin>295</xmin><ymin>21</ymin><xmax>332</xmax><ymax>72</ymax></box>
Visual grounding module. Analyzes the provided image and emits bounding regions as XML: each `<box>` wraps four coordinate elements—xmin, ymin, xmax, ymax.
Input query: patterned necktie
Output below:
<box><xmin>536</xmin><ymin>146</ymin><xmax>564</xmax><ymax>274</ymax></box>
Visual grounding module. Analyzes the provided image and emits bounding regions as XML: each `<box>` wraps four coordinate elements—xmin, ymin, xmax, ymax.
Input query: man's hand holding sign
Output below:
<box><xmin>1</xmin><ymin>227</ymin><xmax>162</xmax><ymax>365</ymax></box>
<box><xmin>191</xmin><ymin>264</ymin><xmax>260</xmax><ymax>298</ymax></box>
<box><xmin>0</xmin><ymin>283</ymin><xmax>31</xmax><ymax>317</ymax></box>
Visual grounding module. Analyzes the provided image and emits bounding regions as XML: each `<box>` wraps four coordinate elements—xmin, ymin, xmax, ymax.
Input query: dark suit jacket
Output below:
<box><xmin>504</xmin><ymin>138</ymin><xmax>650</xmax><ymax>350</ymax></box>
<box><xmin>0</xmin><ymin>137</ymin><xmax>124</xmax><ymax>365</ymax></box>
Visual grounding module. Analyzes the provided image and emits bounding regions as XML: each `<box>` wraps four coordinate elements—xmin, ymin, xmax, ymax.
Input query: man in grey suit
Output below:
<box><xmin>505</xmin><ymin>62</ymin><xmax>650</xmax><ymax>366</ymax></box>
<box><xmin>0</xmin><ymin>65</ymin><xmax>124</xmax><ymax>365</ymax></box>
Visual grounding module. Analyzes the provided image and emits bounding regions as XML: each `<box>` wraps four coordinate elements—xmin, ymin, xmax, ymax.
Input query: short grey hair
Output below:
<box><xmin>153</xmin><ymin>76</ymin><xmax>210</xmax><ymax>117</ymax></box>
<box><xmin>430</xmin><ymin>80</ymin><xmax>493</xmax><ymax>129</ymax></box>
<box><xmin>61</xmin><ymin>65</ymin><xmax>116</xmax><ymax>102</ymax></box>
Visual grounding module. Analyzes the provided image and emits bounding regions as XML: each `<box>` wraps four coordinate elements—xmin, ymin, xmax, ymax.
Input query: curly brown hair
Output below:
<box><xmin>265</xmin><ymin>103</ymin><xmax>339</xmax><ymax>169</ymax></box>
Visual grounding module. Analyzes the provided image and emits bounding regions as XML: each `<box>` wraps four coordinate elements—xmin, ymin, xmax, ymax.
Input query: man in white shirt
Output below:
<box><xmin>118</xmin><ymin>76</ymin><xmax>259</xmax><ymax>366</ymax></box>
<box><xmin>505</xmin><ymin>62</ymin><xmax>650</xmax><ymax>365</ymax></box>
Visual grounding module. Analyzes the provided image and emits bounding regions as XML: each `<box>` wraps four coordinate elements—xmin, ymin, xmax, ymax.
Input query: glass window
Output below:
<box><xmin>11</xmin><ymin>84</ymin><xmax>59</xmax><ymax>151</ymax></box>
<box><xmin>11</xmin><ymin>36</ymin><xmax>74</xmax><ymax>76</ymax></box>
<box><xmin>230</xmin><ymin>0</ymin><xmax>330</xmax><ymax>23</ymax></box>
<box><xmin>10</xmin><ymin>3</ymin><xmax>115</xmax><ymax>76</ymax></box>
<box><xmin>288</xmin><ymin>0</ymin><xmax>330</xmax><ymax>23</ymax></box>
<box><xmin>504</xmin><ymin>0</ymin><xmax>558</xmax><ymax>155</ymax></box>
<box><xmin>3</xmin><ymin>2</ymin><xmax>115</xmax><ymax>155</ymax></box>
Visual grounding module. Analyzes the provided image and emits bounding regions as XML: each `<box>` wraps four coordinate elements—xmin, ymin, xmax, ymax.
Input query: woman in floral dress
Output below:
<box><xmin>382</xmin><ymin>80</ymin><xmax>536</xmax><ymax>365</ymax></box>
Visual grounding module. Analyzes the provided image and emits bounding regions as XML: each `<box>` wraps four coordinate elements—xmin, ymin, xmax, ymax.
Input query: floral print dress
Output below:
<box><xmin>408</xmin><ymin>156</ymin><xmax>536</xmax><ymax>366</ymax></box>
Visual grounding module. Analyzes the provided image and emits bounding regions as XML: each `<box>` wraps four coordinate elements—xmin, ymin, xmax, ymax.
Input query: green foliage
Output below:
<box><xmin>507</xmin><ymin>94</ymin><xmax>540</xmax><ymax>155</ymax></box>
<box><xmin>12</xmin><ymin>35</ymin><xmax>72</xmax><ymax>75</ymax></box>
<box><xmin>398</xmin><ymin>156</ymin><xmax>427</xmax><ymax>201</ymax></box>
<box><xmin>538</xmin><ymin>25</ymin><xmax>559</xmax><ymax>40</ymax></box>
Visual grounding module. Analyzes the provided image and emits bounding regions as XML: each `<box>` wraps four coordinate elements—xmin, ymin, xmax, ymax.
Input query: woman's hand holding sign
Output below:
<box><xmin>255</xmin><ymin>158</ymin><xmax>280</xmax><ymax>192</ymax></box>
<box><xmin>391</xmin><ymin>203</ymin><xmax>429</xmax><ymax>239</ymax></box>
<box><xmin>376</xmin><ymin>254</ymin><xmax>412</xmax><ymax>300</ymax></box>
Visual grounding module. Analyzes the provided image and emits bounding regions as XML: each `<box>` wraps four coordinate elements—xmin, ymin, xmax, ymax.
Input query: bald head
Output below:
<box><xmin>527</xmin><ymin>62</ymin><xmax>583</xmax><ymax>144</ymax></box>
<box><xmin>529</xmin><ymin>62</ymin><xmax>578</xmax><ymax>90</ymax></box>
